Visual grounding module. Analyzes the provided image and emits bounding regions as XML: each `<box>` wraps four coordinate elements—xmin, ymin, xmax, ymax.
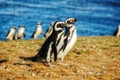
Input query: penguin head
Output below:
<box><xmin>18</xmin><ymin>25</ymin><xmax>25</xmax><ymax>31</ymax></box>
<box><xmin>37</xmin><ymin>22</ymin><xmax>42</xmax><ymax>25</ymax></box>
<box><xmin>12</xmin><ymin>25</ymin><xmax>16</xmax><ymax>29</ymax></box>
<box><xmin>19</xmin><ymin>25</ymin><xmax>25</xmax><ymax>28</ymax></box>
<box><xmin>54</xmin><ymin>21</ymin><xmax>65</xmax><ymax>31</ymax></box>
<box><xmin>66</xmin><ymin>18</ymin><xmax>77</xmax><ymax>24</ymax></box>
<box><xmin>50</xmin><ymin>22</ymin><xmax>55</xmax><ymax>26</ymax></box>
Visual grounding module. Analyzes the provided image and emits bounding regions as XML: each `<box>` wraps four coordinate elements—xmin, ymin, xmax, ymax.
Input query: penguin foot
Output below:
<box><xmin>43</xmin><ymin>62</ymin><xmax>56</xmax><ymax>68</ymax></box>
<box><xmin>58</xmin><ymin>61</ymin><xmax>70</xmax><ymax>66</ymax></box>
<box><xmin>48</xmin><ymin>63</ymin><xmax>56</xmax><ymax>68</ymax></box>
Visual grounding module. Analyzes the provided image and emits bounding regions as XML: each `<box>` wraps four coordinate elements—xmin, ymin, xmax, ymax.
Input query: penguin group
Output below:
<box><xmin>6</xmin><ymin>25</ymin><xmax>26</xmax><ymax>40</ymax></box>
<box><xmin>32</xmin><ymin>18</ymin><xmax>77</xmax><ymax>67</ymax></box>
<box><xmin>6</xmin><ymin>22</ymin><xmax>43</xmax><ymax>40</ymax></box>
<box><xmin>5</xmin><ymin>18</ymin><xmax>77</xmax><ymax>67</ymax></box>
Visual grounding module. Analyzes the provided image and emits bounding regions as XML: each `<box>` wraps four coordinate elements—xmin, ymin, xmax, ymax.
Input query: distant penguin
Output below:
<box><xmin>6</xmin><ymin>26</ymin><xmax>16</xmax><ymax>40</ymax></box>
<box><xmin>31</xmin><ymin>22</ymin><xmax>43</xmax><ymax>39</ymax></box>
<box><xmin>32</xmin><ymin>21</ymin><xmax>65</xmax><ymax>67</ymax></box>
<box><xmin>15</xmin><ymin>25</ymin><xmax>25</xmax><ymax>39</ymax></box>
<box><xmin>44</xmin><ymin>22</ymin><xmax>55</xmax><ymax>38</ymax></box>
<box><xmin>113</xmin><ymin>25</ymin><xmax>120</xmax><ymax>37</ymax></box>
<box><xmin>58</xmin><ymin>18</ymin><xmax>77</xmax><ymax>62</ymax></box>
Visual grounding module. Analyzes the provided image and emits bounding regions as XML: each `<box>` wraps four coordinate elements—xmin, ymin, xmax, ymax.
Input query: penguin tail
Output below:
<box><xmin>19</xmin><ymin>56</ymin><xmax>34</xmax><ymax>61</ymax></box>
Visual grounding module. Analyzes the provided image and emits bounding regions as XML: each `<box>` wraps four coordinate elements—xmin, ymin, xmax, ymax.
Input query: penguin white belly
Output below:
<box><xmin>57</xmin><ymin>33</ymin><xmax>65</xmax><ymax>52</ymax></box>
<box><xmin>18</xmin><ymin>30</ymin><xmax>24</xmax><ymax>37</ymax></box>
<box><xmin>58</xmin><ymin>31</ymin><xmax>77</xmax><ymax>58</ymax></box>
<box><xmin>34</xmin><ymin>28</ymin><xmax>42</xmax><ymax>38</ymax></box>
<box><xmin>7</xmin><ymin>30</ymin><xmax>15</xmax><ymax>40</ymax></box>
<box><xmin>116</xmin><ymin>29</ymin><xmax>120</xmax><ymax>36</ymax></box>
<box><xmin>37</xmin><ymin>27</ymin><xmax>42</xmax><ymax>32</ymax></box>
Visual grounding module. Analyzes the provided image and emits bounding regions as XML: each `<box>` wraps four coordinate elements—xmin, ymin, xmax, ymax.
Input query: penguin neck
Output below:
<box><xmin>66</xmin><ymin>24</ymin><xmax>74</xmax><ymax>28</ymax></box>
<box><xmin>66</xmin><ymin>24</ymin><xmax>75</xmax><ymax>31</ymax></box>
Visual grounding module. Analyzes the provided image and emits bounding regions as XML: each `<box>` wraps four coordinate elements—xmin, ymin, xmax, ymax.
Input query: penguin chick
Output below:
<box><xmin>58</xmin><ymin>18</ymin><xmax>77</xmax><ymax>63</ymax></box>
<box><xmin>6</xmin><ymin>26</ymin><xmax>16</xmax><ymax>40</ymax></box>
<box><xmin>31</xmin><ymin>22</ymin><xmax>43</xmax><ymax>39</ymax></box>
<box><xmin>15</xmin><ymin>25</ymin><xmax>25</xmax><ymax>39</ymax></box>
<box><xmin>32</xmin><ymin>21</ymin><xmax>65</xmax><ymax>67</ymax></box>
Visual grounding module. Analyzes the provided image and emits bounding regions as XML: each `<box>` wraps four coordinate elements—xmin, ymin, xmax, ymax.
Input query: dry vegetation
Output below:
<box><xmin>0</xmin><ymin>36</ymin><xmax>120</xmax><ymax>80</ymax></box>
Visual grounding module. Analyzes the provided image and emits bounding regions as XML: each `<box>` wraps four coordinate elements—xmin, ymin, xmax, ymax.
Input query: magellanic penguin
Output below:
<box><xmin>58</xmin><ymin>18</ymin><xmax>77</xmax><ymax>63</ymax></box>
<box><xmin>31</xmin><ymin>22</ymin><xmax>43</xmax><ymax>39</ymax></box>
<box><xmin>6</xmin><ymin>26</ymin><xmax>16</xmax><ymax>40</ymax></box>
<box><xmin>15</xmin><ymin>25</ymin><xmax>25</xmax><ymax>39</ymax></box>
<box><xmin>44</xmin><ymin>21</ymin><xmax>65</xmax><ymax>51</ymax></box>
<box><xmin>113</xmin><ymin>25</ymin><xmax>120</xmax><ymax>37</ymax></box>
<box><xmin>44</xmin><ymin>22</ymin><xmax>55</xmax><ymax>38</ymax></box>
<box><xmin>32</xmin><ymin>21</ymin><xmax>65</xmax><ymax>67</ymax></box>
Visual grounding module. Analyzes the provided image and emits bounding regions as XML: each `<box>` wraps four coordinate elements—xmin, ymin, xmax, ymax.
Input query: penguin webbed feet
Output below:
<box><xmin>58</xmin><ymin>61</ymin><xmax>70</xmax><ymax>67</ymax></box>
<box><xmin>58</xmin><ymin>58</ymin><xmax>71</xmax><ymax>67</ymax></box>
<box><xmin>42</xmin><ymin>61</ymin><xmax>56</xmax><ymax>68</ymax></box>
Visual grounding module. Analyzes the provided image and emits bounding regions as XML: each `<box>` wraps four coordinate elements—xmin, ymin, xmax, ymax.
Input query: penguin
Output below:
<box><xmin>113</xmin><ymin>25</ymin><xmax>120</xmax><ymax>37</ymax></box>
<box><xmin>58</xmin><ymin>18</ymin><xmax>77</xmax><ymax>63</ymax></box>
<box><xmin>31</xmin><ymin>22</ymin><xmax>43</xmax><ymax>39</ymax></box>
<box><xmin>32</xmin><ymin>21</ymin><xmax>65</xmax><ymax>67</ymax></box>
<box><xmin>15</xmin><ymin>25</ymin><xmax>25</xmax><ymax>39</ymax></box>
<box><xmin>44</xmin><ymin>22</ymin><xmax>55</xmax><ymax>38</ymax></box>
<box><xmin>6</xmin><ymin>26</ymin><xmax>16</xmax><ymax>40</ymax></box>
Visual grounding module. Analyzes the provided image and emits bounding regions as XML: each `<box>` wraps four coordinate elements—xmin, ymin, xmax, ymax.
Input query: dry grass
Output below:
<box><xmin>0</xmin><ymin>36</ymin><xmax>120</xmax><ymax>80</ymax></box>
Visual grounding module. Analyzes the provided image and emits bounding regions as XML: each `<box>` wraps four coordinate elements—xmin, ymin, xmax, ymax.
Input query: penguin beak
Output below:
<box><xmin>61</xmin><ymin>22</ymin><xmax>65</xmax><ymax>28</ymax></box>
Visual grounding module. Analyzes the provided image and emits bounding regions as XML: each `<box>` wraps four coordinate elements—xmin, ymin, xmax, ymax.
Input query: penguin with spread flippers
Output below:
<box><xmin>15</xmin><ymin>25</ymin><xmax>25</xmax><ymax>39</ymax></box>
<box><xmin>32</xmin><ymin>21</ymin><xmax>65</xmax><ymax>67</ymax></box>
<box><xmin>58</xmin><ymin>18</ymin><xmax>77</xmax><ymax>63</ymax></box>
<box><xmin>113</xmin><ymin>25</ymin><xmax>120</xmax><ymax>37</ymax></box>
<box><xmin>31</xmin><ymin>22</ymin><xmax>43</xmax><ymax>39</ymax></box>
<box><xmin>6</xmin><ymin>25</ymin><xmax>16</xmax><ymax>40</ymax></box>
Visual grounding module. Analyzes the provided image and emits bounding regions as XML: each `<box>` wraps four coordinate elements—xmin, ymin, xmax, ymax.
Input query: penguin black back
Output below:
<box><xmin>32</xmin><ymin>21</ymin><xmax>65</xmax><ymax>63</ymax></box>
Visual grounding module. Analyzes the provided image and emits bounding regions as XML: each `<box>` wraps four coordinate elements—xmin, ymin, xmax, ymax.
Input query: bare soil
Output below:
<box><xmin>0</xmin><ymin>36</ymin><xmax>120</xmax><ymax>80</ymax></box>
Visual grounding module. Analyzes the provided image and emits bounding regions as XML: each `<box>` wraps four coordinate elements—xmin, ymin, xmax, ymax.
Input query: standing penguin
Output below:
<box><xmin>113</xmin><ymin>25</ymin><xmax>120</xmax><ymax>37</ymax></box>
<box><xmin>6</xmin><ymin>26</ymin><xmax>16</xmax><ymax>40</ymax></box>
<box><xmin>44</xmin><ymin>22</ymin><xmax>55</xmax><ymax>38</ymax></box>
<box><xmin>15</xmin><ymin>25</ymin><xmax>25</xmax><ymax>39</ymax></box>
<box><xmin>31</xmin><ymin>22</ymin><xmax>43</xmax><ymax>39</ymax></box>
<box><xmin>58</xmin><ymin>18</ymin><xmax>77</xmax><ymax>63</ymax></box>
<box><xmin>32</xmin><ymin>21</ymin><xmax>65</xmax><ymax>67</ymax></box>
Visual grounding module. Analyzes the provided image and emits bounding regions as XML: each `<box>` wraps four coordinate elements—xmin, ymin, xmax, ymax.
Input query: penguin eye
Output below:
<box><xmin>58</xmin><ymin>24</ymin><xmax>62</xmax><ymax>27</ymax></box>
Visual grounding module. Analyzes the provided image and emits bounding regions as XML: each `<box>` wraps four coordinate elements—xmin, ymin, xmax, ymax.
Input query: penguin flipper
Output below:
<box><xmin>113</xmin><ymin>29</ymin><xmax>118</xmax><ymax>36</ymax></box>
<box><xmin>62</xmin><ymin>38</ymin><xmax>68</xmax><ymax>51</ymax></box>
<box><xmin>31</xmin><ymin>31</ymin><xmax>35</xmax><ymax>38</ymax></box>
<box><xmin>6</xmin><ymin>31</ymin><xmax>10</xmax><ymax>37</ymax></box>
<box><xmin>52</xmin><ymin>43</ymin><xmax>57</xmax><ymax>61</ymax></box>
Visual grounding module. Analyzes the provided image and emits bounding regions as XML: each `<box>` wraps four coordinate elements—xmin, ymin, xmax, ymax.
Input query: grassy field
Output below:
<box><xmin>0</xmin><ymin>36</ymin><xmax>120</xmax><ymax>80</ymax></box>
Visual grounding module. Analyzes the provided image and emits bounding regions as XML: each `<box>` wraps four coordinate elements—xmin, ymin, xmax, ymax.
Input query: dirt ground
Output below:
<box><xmin>0</xmin><ymin>36</ymin><xmax>120</xmax><ymax>80</ymax></box>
